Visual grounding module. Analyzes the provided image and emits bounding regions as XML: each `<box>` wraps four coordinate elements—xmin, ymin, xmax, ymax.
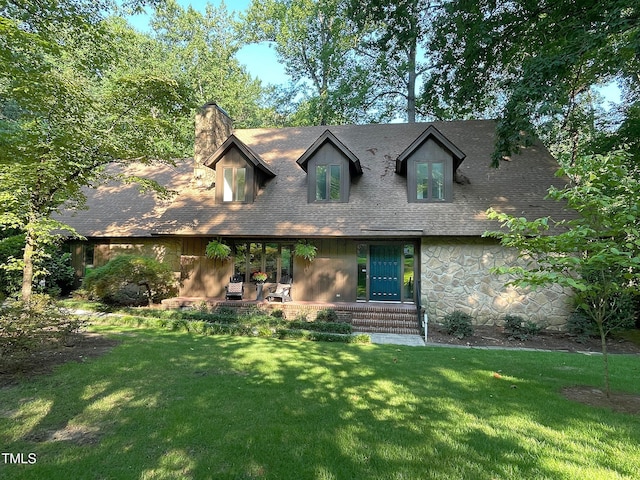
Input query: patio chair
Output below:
<box><xmin>225</xmin><ymin>275</ymin><xmax>244</xmax><ymax>300</ymax></box>
<box><xmin>266</xmin><ymin>276</ymin><xmax>292</xmax><ymax>302</ymax></box>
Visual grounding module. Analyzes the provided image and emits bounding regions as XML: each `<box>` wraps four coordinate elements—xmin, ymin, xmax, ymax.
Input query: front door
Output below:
<box><xmin>369</xmin><ymin>245</ymin><xmax>402</xmax><ymax>301</ymax></box>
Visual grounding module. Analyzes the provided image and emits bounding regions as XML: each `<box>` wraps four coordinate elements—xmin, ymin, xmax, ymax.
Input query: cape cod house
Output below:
<box><xmin>59</xmin><ymin>103</ymin><xmax>575</xmax><ymax>332</ymax></box>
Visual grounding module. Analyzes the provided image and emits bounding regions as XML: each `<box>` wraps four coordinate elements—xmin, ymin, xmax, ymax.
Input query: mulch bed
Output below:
<box><xmin>426</xmin><ymin>324</ymin><xmax>640</xmax><ymax>354</ymax></box>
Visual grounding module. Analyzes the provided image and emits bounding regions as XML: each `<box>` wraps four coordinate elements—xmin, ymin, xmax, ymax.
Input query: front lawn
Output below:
<box><xmin>1</xmin><ymin>325</ymin><xmax>639</xmax><ymax>479</ymax></box>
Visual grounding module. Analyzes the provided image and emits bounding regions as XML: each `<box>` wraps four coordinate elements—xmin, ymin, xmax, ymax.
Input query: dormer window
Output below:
<box><xmin>416</xmin><ymin>161</ymin><xmax>445</xmax><ymax>201</ymax></box>
<box><xmin>223</xmin><ymin>167</ymin><xmax>246</xmax><ymax>202</ymax></box>
<box><xmin>316</xmin><ymin>164</ymin><xmax>341</xmax><ymax>201</ymax></box>
<box><xmin>396</xmin><ymin>125</ymin><xmax>466</xmax><ymax>204</ymax></box>
<box><xmin>204</xmin><ymin>134</ymin><xmax>275</xmax><ymax>204</ymax></box>
<box><xmin>297</xmin><ymin>130</ymin><xmax>362</xmax><ymax>204</ymax></box>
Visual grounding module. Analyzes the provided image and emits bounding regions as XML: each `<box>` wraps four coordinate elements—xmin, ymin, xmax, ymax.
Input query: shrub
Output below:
<box><xmin>442</xmin><ymin>311</ymin><xmax>474</xmax><ymax>339</ymax></box>
<box><xmin>288</xmin><ymin>320</ymin><xmax>352</xmax><ymax>334</ymax></box>
<box><xmin>83</xmin><ymin>255</ymin><xmax>178</xmax><ymax>306</ymax></box>
<box><xmin>316</xmin><ymin>308</ymin><xmax>338</xmax><ymax>322</ymax></box>
<box><xmin>0</xmin><ymin>295</ymin><xmax>84</xmax><ymax>362</ymax></box>
<box><xmin>0</xmin><ymin>234</ymin><xmax>25</xmax><ymax>297</ymax></box>
<box><xmin>503</xmin><ymin>315</ymin><xmax>541</xmax><ymax>341</ymax></box>
<box><xmin>566</xmin><ymin>310</ymin><xmax>598</xmax><ymax>343</ymax></box>
<box><xmin>270</xmin><ymin>309</ymin><xmax>284</xmax><ymax>319</ymax></box>
<box><xmin>0</xmin><ymin>236</ymin><xmax>76</xmax><ymax>298</ymax></box>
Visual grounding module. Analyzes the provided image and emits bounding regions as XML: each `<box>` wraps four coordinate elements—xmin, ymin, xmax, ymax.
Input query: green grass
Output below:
<box><xmin>1</xmin><ymin>325</ymin><xmax>640</xmax><ymax>479</ymax></box>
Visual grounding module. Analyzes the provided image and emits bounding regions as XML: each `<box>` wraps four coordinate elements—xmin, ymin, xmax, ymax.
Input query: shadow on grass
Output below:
<box><xmin>1</xmin><ymin>329</ymin><xmax>639</xmax><ymax>479</ymax></box>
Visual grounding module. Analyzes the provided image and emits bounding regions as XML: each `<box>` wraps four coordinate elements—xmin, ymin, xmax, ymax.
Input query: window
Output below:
<box><xmin>415</xmin><ymin>161</ymin><xmax>445</xmax><ymax>201</ymax></box>
<box><xmin>316</xmin><ymin>164</ymin><xmax>341</xmax><ymax>201</ymax></box>
<box><xmin>233</xmin><ymin>242</ymin><xmax>293</xmax><ymax>283</ymax></box>
<box><xmin>223</xmin><ymin>167</ymin><xmax>246</xmax><ymax>202</ymax></box>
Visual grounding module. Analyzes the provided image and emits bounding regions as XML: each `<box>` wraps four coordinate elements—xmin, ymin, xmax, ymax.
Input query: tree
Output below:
<box><xmin>424</xmin><ymin>0</ymin><xmax>640</xmax><ymax>165</ymax></box>
<box><xmin>348</xmin><ymin>0</ymin><xmax>442</xmax><ymax>122</ymax></box>
<box><xmin>83</xmin><ymin>254</ymin><xmax>178</xmax><ymax>306</ymax></box>
<box><xmin>485</xmin><ymin>151</ymin><xmax>640</xmax><ymax>396</ymax></box>
<box><xmin>0</xmin><ymin>0</ymin><xmax>193</xmax><ymax>301</ymax></box>
<box><xmin>242</xmin><ymin>0</ymin><xmax>371</xmax><ymax>125</ymax></box>
<box><xmin>148</xmin><ymin>0</ymin><xmax>271</xmax><ymax>128</ymax></box>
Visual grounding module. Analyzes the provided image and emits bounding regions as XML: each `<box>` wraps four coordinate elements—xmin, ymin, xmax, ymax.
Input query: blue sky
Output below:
<box><xmin>126</xmin><ymin>1</ymin><xmax>621</xmax><ymax>106</ymax></box>
<box><xmin>126</xmin><ymin>0</ymin><xmax>289</xmax><ymax>86</ymax></box>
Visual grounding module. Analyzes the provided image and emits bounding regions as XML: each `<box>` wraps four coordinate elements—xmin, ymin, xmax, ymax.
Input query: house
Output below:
<box><xmin>59</xmin><ymin>103</ymin><xmax>575</xmax><ymax>330</ymax></box>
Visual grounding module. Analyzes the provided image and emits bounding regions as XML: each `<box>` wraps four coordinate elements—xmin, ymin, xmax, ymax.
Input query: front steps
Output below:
<box><xmin>161</xmin><ymin>298</ymin><xmax>421</xmax><ymax>335</ymax></box>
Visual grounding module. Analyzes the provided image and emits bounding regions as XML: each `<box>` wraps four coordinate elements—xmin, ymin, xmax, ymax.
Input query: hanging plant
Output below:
<box><xmin>293</xmin><ymin>241</ymin><xmax>317</xmax><ymax>263</ymax></box>
<box><xmin>205</xmin><ymin>240</ymin><xmax>232</xmax><ymax>261</ymax></box>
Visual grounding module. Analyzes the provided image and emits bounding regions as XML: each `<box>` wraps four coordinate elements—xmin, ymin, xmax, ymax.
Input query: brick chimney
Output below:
<box><xmin>194</xmin><ymin>102</ymin><xmax>233</xmax><ymax>187</ymax></box>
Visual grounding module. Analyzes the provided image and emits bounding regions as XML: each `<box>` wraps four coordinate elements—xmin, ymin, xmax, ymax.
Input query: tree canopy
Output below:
<box><xmin>424</xmin><ymin>0</ymin><xmax>640</xmax><ymax>165</ymax></box>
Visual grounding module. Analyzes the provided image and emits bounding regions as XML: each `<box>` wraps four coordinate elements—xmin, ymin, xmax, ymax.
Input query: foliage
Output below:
<box><xmin>270</xmin><ymin>308</ymin><xmax>284</xmax><ymax>318</ymax></box>
<box><xmin>293</xmin><ymin>241</ymin><xmax>317</xmax><ymax>262</ymax></box>
<box><xmin>204</xmin><ymin>240</ymin><xmax>232</xmax><ymax>262</ymax></box>
<box><xmin>503</xmin><ymin>315</ymin><xmax>541</xmax><ymax>341</ymax></box>
<box><xmin>348</xmin><ymin>0</ymin><xmax>441</xmax><ymax>122</ymax></box>
<box><xmin>82</xmin><ymin>255</ymin><xmax>178</xmax><ymax>306</ymax></box>
<box><xmin>485</xmin><ymin>151</ymin><xmax>640</xmax><ymax>395</ymax></box>
<box><xmin>251</xmin><ymin>271</ymin><xmax>268</xmax><ymax>283</ymax></box>
<box><xmin>0</xmin><ymin>294</ymin><xmax>84</xmax><ymax>363</ymax></box>
<box><xmin>0</xmin><ymin>234</ymin><xmax>25</xmax><ymax>297</ymax></box>
<box><xmin>316</xmin><ymin>308</ymin><xmax>339</xmax><ymax>322</ymax></box>
<box><xmin>88</xmin><ymin>306</ymin><xmax>358</xmax><ymax>341</ymax></box>
<box><xmin>242</xmin><ymin>0</ymin><xmax>373</xmax><ymax>125</ymax></box>
<box><xmin>0</xmin><ymin>235</ymin><xmax>75</xmax><ymax>298</ymax></box>
<box><xmin>425</xmin><ymin>0</ymin><xmax>640</xmax><ymax>164</ymax></box>
<box><xmin>442</xmin><ymin>310</ymin><xmax>474</xmax><ymax>339</ymax></box>
<box><xmin>0</xmin><ymin>0</ymin><xmax>195</xmax><ymax>301</ymax></box>
<box><xmin>566</xmin><ymin>309</ymin><xmax>599</xmax><ymax>343</ymax></box>
<box><xmin>147</xmin><ymin>0</ymin><xmax>273</xmax><ymax>128</ymax></box>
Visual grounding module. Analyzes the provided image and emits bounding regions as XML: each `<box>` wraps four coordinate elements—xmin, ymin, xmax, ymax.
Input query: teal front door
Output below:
<box><xmin>369</xmin><ymin>245</ymin><xmax>402</xmax><ymax>301</ymax></box>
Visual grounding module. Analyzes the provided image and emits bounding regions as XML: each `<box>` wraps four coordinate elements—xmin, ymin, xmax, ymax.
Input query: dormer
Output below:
<box><xmin>396</xmin><ymin>125</ymin><xmax>466</xmax><ymax>203</ymax></box>
<box><xmin>296</xmin><ymin>130</ymin><xmax>363</xmax><ymax>203</ymax></box>
<box><xmin>204</xmin><ymin>134</ymin><xmax>275</xmax><ymax>203</ymax></box>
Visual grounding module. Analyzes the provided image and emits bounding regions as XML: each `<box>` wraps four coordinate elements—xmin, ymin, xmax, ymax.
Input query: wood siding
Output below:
<box><xmin>293</xmin><ymin>239</ymin><xmax>357</xmax><ymax>302</ymax></box>
<box><xmin>180</xmin><ymin>237</ymin><xmax>232</xmax><ymax>297</ymax></box>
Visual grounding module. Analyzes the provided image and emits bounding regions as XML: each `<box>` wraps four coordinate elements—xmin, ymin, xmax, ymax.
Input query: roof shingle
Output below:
<box><xmin>57</xmin><ymin>120</ymin><xmax>573</xmax><ymax>239</ymax></box>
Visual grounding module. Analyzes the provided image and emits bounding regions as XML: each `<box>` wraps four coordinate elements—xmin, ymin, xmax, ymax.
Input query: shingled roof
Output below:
<box><xmin>57</xmin><ymin>120</ymin><xmax>573</xmax><ymax>239</ymax></box>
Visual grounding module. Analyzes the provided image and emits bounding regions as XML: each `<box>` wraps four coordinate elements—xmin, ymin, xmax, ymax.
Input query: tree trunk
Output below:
<box><xmin>597</xmin><ymin>320</ymin><xmax>610</xmax><ymax>398</ymax></box>
<box><xmin>407</xmin><ymin>38</ymin><xmax>417</xmax><ymax>123</ymax></box>
<box><xmin>21</xmin><ymin>230</ymin><xmax>35</xmax><ymax>302</ymax></box>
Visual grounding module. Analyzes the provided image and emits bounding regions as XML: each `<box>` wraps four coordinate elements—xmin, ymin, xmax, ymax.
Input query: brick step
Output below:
<box><xmin>353</xmin><ymin>325</ymin><xmax>421</xmax><ymax>335</ymax></box>
<box><xmin>351</xmin><ymin>312</ymin><xmax>418</xmax><ymax>322</ymax></box>
<box><xmin>350</xmin><ymin>316</ymin><xmax>420</xmax><ymax>335</ymax></box>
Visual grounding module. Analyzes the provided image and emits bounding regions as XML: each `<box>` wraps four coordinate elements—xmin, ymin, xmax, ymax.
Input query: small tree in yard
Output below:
<box><xmin>484</xmin><ymin>151</ymin><xmax>640</xmax><ymax>398</ymax></box>
<box><xmin>83</xmin><ymin>255</ymin><xmax>178</xmax><ymax>307</ymax></box>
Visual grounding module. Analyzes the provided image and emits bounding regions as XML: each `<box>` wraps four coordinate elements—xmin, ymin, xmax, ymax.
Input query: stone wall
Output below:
<box><xmin>420</xmin><ymin>237</ymin><xmax>573</xmax><ymax>330</ymax></box>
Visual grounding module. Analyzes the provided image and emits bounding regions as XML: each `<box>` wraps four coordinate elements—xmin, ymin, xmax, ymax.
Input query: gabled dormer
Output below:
<box><xmin>396</xmin><ymin>125</ymin><xmax>466</xmax><ymax>203</ymax></box>
<box><xmin>296</xmin><ymin>130</ymin><xmax>363</xmax><ymax>203</ymax></box>
<box><xmin>204</xmin><ymin>134</ymin><xmax>275</xmax><ymax>204</ymax></box>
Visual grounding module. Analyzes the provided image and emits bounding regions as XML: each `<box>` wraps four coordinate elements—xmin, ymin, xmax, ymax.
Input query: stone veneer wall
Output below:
<box><xmin>420</xmin><ymin>237</ymin><xmax>573</xmax><ymax>330</ymax></box>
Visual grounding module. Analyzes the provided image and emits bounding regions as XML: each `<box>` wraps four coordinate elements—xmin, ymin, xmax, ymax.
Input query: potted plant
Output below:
<box><xmin>205</xmin><ymin>239</ymin><xmax>232</xmax><ymax>262</ymax></box>
<box><xmin>252</xmin><ymin>271</ymin><xmax>268</xmax><ymax>300</ymax></box>
<box><xmin>251</xmin><ymin>271</ymin><xmax>268</xmax><ymax>283</ymax></box>
<box><xmin>293</xmin><ymin>241</ymin><xmax>317</xmax><ymax>263</ymax></box>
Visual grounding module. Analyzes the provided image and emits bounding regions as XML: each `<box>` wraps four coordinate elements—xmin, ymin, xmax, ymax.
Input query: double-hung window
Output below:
<box><xmin>315</xmin><ymin>164</ymin><xmax>341</xmax><ymax>201</ymax></box>
<box><xmin>223</xmin><ymin>167</ymin><xmax>246</xmax><ymax>202</ymax></box>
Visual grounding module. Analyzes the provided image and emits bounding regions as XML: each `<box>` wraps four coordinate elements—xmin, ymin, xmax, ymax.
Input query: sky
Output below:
<box><xmin>126</xmin><ymin>0</ymin><xmax>289</xmax><ymax>86</ymax></box>
<box><xmin>126</xmin><ymin>0</ymin><xmax>622</xmax><ymax>106</ymax></box>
